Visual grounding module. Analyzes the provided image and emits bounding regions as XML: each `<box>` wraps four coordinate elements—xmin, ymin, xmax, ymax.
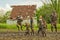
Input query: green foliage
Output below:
<box><xmin>36</xmin><ymin>4</ymin><xmax>53</xmax><ymax>23</ymax></box>
<box><xmin>36</xmin><ymin>0</ymin><xmax>60</xmax><ymax>23</ymax></box>
<box><xmin>0</xmin><ymin>11</ymin><xmax>11</xmax><ymax>23</ymax></box>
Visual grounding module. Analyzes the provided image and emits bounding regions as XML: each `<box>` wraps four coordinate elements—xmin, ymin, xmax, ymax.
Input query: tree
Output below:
<box><xmin>0</xmin><ymin>11</ymin><xmax>11</xmax><ymax>23</ymax></box>
<box><xmin>36</xmin><ymin>4</ymin><xmax>53</xmax><ymax>23</ymax></box>
<box><xmin>36</xmin><ymin>0</ymin><xmax>60</xmax><ymax>23</ymax></box>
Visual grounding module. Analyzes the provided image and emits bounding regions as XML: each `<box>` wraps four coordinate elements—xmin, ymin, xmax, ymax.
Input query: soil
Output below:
<box><xmin>0</xmin><ymin>31</ymin><xmax>60</xmax><ymax>40</ymax></box>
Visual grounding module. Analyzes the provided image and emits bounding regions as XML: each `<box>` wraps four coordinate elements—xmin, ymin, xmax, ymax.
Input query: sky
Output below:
<box><xmin>0</xmin><ymin>0</ymin><xmax>50</xmax><ymax>12</ymax></box>
<box><xmin>0</xmin><ymin>0</ymin><xmax>43</xmax><ymax>9</ymax></box>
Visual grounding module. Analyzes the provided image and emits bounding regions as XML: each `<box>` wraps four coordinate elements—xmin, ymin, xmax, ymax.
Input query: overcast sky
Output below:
<box><xmin>0</xmin><ymin>0</ymin><xmax>51</xmax><ymax>11</ymax></box>
<box><xmin>0</xmin><ymin>0</ymin><xmax>44</xmax><ymax>9</ymax></box>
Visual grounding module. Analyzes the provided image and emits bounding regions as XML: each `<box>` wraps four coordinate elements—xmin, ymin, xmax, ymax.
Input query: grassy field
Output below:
<box><xmin>0</xmin><ymin>23</ymin><xmax>60</xmax><ymax>32</ymax></box>
<box><xmin>0</xmin><ymin>23</ymin><xmax>60</xmax><ymax>29</ymax></box>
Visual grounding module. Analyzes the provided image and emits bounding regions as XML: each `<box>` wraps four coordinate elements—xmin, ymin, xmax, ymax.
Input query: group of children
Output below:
<box><xmin>16</xmin><ymin>11</ymin><xmax>57</xmax><ymax>37</ymax></box>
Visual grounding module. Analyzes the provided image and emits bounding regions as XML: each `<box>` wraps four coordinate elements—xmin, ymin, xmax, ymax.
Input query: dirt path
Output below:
<box><xmin>0</xmin><ymin>31</ymin><xmax>60</xmax><ymax>40</ymax></box>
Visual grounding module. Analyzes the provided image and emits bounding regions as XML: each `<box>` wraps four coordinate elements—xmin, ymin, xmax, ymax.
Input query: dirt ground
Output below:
<box><xmin>0</xmin><ymin>31</ymin><xmax>60</xmax><ymax>40</ymax></box>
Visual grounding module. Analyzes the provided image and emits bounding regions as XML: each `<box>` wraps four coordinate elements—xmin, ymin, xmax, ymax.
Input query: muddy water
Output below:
<box><xmin>0</xmin><ymin>32</ymin><xmax>60</xmax><ymax>40</ymax></box>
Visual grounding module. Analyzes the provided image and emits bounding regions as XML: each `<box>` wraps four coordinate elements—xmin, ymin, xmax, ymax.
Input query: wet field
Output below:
<box><xmin>0</xmin><ymin>31</ymin><xmax>60</xmax><ymax>40</ymax></box>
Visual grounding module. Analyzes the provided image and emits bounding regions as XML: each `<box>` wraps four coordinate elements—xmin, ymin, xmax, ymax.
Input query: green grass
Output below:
<box><xmin>0</xmin><ymin>23</ymin><xmax>17</xmax><ymax>29</ymax></box>
<box><xmin>47</xmin><ymin>24</ymin><xmax>60</xmax><ymax>29</ymax></box>
<box><xmin>0</xmin><ymin>23</ymin><xmax>60</xmax><ymax>32</ymax></box>
<box><xmin>0</xmin><ymin>23</ymin><xmax>60</xmax><ymax>30</ymax></box>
